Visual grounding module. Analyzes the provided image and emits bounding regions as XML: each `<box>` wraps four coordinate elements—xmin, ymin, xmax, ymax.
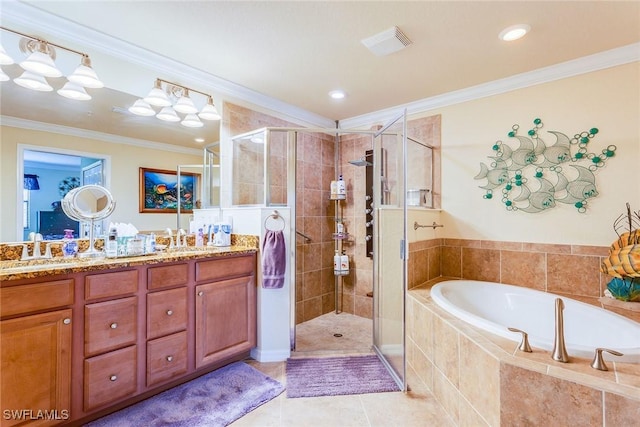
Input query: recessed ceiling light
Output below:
<box><xmin>499</xmin><ymin>24</ymin><xmax>531</xmax><ymax>42</ymax></box>
<box><xmin>329</xmin><ymin>90</ymin><xmax>346</xmax><ymax>100</ymax></box>
<box><xmin>195</xmin><ymin>138</ymin><xmax>205</xmax><ymax>143</ymax></box>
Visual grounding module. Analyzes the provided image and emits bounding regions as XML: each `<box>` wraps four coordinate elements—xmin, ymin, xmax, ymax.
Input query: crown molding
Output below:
<box><xmin>1</xmin><ymin>116</ymin><xmax>202</xmax><ymax>155</ymax></box>
<box><xmin>3</xmin><ymin>2</ymin><xmax>638</xmax><ymax>132</ymax></box>
<box><xmin>1</xmin><ymin>1</ymin><xmax>335</xmax><ymax>129</ymax></box>
<box><xmin>339</xmin><ymin>42</ymin><xmax>640</xmax><ymax>130</ymax></box>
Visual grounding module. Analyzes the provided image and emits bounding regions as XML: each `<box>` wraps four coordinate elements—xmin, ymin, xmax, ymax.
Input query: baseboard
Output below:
<box><xmin>250</xmin><ymin>347</ymin><xmax>291</xmax><ymax>362</ymax></box>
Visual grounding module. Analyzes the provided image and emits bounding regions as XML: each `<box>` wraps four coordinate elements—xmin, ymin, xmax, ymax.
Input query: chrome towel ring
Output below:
<box><xmin>264</xmin><ymin>210</ymin><xmax>285</xmax><ymax>231</ymax></box>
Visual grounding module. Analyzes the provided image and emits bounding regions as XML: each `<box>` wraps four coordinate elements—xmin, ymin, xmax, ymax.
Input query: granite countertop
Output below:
<box><xmin>0</xmin><ymin>245</ymin><xmax>257</xmax><ymax>282</ymax></box>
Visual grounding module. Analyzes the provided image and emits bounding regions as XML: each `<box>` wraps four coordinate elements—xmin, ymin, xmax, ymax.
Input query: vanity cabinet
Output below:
<box><xmin>0</xmin><ymin>251</ymin><xmax>257</xmax><ymax>426</ymax></box>
<box><xmin>146</xmin><ymin>264</ymin><xmax>189</xmax><ymax>387</ymax></box>
<box><xmin>83</xmin><ymin>270</ymin><xmax>138</xmax><ymax>411</ymax></box>
<box><xmin>0</xmin><ymin>279</ymin><xmax>74</xmax><ymax>427</ymax></box>
<box><xmin>195</xmin><ymin>256</ymin><xmax>256</xmax><ymax>369</ymax></box>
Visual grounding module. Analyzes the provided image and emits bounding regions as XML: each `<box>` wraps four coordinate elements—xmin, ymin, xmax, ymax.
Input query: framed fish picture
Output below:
<box><xmin>139</xmin><ymin>167</ymin><xmax>199</xmax><ymax>213</ymax></box>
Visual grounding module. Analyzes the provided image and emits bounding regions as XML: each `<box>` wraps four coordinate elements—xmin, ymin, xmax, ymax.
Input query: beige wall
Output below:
<box><xmin>410</xmin><ymin>62</ymin><xmax>639</xmax><ymax>247</ymax></box>
<box><xmin>0</xmin><ymin>126</ymin><xmax>201</xmax><ymax>241</ymax></box>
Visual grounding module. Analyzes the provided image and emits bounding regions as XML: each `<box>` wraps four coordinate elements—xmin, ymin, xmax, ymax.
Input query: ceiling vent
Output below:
<box><xmin>361</xmin><ymin>26</ymin><xmax>412</xmax><ymax>56</ymax></box>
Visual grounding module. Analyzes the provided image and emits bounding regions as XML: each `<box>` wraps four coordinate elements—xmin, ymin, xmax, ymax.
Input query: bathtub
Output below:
<box><xmin>430</xmin><ymin>280</ymin><xmax>640</xmax><ymax>363</ymax></box>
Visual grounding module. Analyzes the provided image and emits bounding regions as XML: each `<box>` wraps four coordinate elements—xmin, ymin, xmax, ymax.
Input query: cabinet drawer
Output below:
<box><xmin>85</xmin><ymin>296</ymin><xmax>137</xmax><ymax>357</ymax></box>
<box><xmin>84</xmin><ymin>345</ymin><xmax>137</xmax><ymax>411</ymax></box>
<box><xmin>85</xmin><ymin>269</ymin><xmax>138</xmax><ymax>300</ymax></box>
<box><xmin>147</xmin><ymin>263</ymin><xmax>188</xmax><ymax>290</ymax></box>
<box><xmin>1</xmin><ymin>279</ymin><xmax>74</xmax><ymax>318</ymax></box>
<box><xmin>146</xmin><ymin>331</ymin><xmax>188</xmax><ymax>387</ymax></box>
<box><xmin>195</xmin><ymin>254</ymin><xmax>255</xmax><ymax>282</ymax></box>
<box><xmin>147</xmin><ymin>287</ymin><xmax>187</xmax><ymax>339</ymax></box>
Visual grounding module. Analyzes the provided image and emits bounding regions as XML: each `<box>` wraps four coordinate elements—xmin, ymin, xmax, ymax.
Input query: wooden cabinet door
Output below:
<box><xmin>195</xmin><ymin>275</ymin><xmax>256</xmax><ymax>369</ymax></box>
<box><xmin>1</xmin><ymin>309</ymin><xmax>72</xmax><ymax>427</ymax></box>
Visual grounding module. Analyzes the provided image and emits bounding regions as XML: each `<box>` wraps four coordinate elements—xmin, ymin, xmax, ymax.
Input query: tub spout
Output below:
<box><xmin>552</xmin><ymin>298</ymin><xmax>570</xmax><ymax>363</ymax></box>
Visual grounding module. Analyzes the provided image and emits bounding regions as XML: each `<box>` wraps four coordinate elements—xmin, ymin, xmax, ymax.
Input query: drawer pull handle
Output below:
<box><xmin>110</xmin><ymin>375</ymin><xmax>117</xmax><ymax>381</ymax></box>
<box><xmin>110</xmin><ymin>322</ymin><xmax>118</xmax><ymax>329</ymax></box>
<box><xmin>63</xmin><ymin>318</ymin><xmax>71</xmax><ymax>325</ymax></box>
<box><xmin>166</xmin><ymin>356</ymin><xmax>173</xmax><ymax>362</ymax></box>
<box><xmin>198</xmin><ymin>291</ymin><xmax>204</xmax><ymax>297</ymax></box>
<box><xmin>166</xmin><ymin>310</ymin><xmax>173</xmax><ymax>316</ymax></box>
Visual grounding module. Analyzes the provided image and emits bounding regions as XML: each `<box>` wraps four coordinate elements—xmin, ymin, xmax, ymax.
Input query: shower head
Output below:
<box><xmin>348</xmin><ymin>157</ymin><xmax>372</xmax><ymax>167</ymax></box>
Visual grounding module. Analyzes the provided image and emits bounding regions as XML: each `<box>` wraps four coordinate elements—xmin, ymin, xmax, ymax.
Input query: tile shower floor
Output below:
<box><xmin>230</xmin><ymin>313</ymin><xmax>454</xmax><ymax>427</ymax></box>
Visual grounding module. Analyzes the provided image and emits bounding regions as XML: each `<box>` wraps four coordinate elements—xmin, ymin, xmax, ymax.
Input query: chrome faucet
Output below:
<box><xmin>551</xmin><ymin>298</ymin><xmax>570</xmax><ymax>363</ymax></box>
<box><xmin>176</xmin><ymin>229</ymin><xmax>187</xmax><ymax>247</ymax></box>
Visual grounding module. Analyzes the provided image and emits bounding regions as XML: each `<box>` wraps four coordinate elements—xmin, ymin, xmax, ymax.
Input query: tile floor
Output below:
<box><xmin>230</xmin><ymin>312</ymin><xmax>454</xmax><ymax>427</ymax></box>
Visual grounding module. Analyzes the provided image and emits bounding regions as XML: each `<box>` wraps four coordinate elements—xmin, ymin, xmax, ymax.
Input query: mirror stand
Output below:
<box><xmin>78</xmin><ymin>218</ymin><xmax>102</xmax><ymax>258</ymax></box>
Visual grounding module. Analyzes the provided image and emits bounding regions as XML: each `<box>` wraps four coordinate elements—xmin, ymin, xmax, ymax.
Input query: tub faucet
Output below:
<box><xmin>552</xmin><ymin>298</ymin><xmax>570</xmax><ymax>363</ymax></box>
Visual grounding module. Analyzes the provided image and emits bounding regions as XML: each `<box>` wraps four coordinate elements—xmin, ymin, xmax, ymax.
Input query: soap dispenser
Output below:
<box><xmin>62</xmin><ymin>229</ymin><xmax>77</xmax><ymax>258</ymax></box>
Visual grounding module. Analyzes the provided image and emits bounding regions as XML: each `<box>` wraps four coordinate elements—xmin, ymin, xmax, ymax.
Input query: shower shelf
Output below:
<box><xmin>329</xmin><ymin>195</ymin><xmax>346</xmax><ymax>200</ymax></box>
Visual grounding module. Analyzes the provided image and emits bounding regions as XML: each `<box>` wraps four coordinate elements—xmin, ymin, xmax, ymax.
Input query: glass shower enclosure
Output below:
<box><xmin>230</xmin><ymin>121</ymin><xmax>409</xmax><ymax>390</ymax></box>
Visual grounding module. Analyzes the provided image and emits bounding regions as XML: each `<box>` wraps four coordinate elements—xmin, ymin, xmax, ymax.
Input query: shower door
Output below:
<box><xmin>372</xmin><ymin>110</ymin><xmax>408</xmax><ymax>391</ymax></box>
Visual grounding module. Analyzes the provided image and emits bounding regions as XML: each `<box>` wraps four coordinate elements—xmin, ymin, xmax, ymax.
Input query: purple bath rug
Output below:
<box><xmin>286</xmin><ymin>354</ymin><xmax>400</xmax><ymax>398</ymax></box>
<box><xmin>85</xmin><ymin>362</ymin><xmax>284</xmax><ymax>427</ymax></box>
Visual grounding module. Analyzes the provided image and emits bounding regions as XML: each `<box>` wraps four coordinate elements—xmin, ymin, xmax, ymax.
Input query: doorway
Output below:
<box><xmin>18</xmin><ymin>146</ymin><xmax>107</xmax><ymax>240</ymax></box>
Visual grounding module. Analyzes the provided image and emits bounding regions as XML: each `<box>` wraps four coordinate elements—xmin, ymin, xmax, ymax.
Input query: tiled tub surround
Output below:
<box><xmin>407</xmin><ymin>284</ymin><xmax>640</xmax><ymax>426</ymax></box>
<box><xmin>406</xmin><ymin>237</ymin><xmax>639</xmax><ymax>425</ymax></box>
<box><xmin>408</xmin><ymin>238</ymin><xmax>639</xmax><ymax>323</ymax></box>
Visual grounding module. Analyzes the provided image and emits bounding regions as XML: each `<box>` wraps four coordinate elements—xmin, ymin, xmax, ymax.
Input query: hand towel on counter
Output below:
<box><xmin>262</xmin><ymin>230</ymin><xmax>286</xmax><ymax>289</ymax></box>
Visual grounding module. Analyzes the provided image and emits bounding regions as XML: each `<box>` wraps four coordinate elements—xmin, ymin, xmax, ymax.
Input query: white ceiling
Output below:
<box><xmin>1</xmin><ymin>1</ymin><xmax>639</xmax><ymax>149</ymax></box>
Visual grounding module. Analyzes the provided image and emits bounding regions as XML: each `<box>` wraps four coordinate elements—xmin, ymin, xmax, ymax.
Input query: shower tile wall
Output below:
<box><xmin>339</xmin><ymin>133</ymin><xmax>375</xmax><ymax>318</ymax></box>
<box><xmin>295</xmin><ymin>132</ymin><xmax>336</xmax><ymax>323</ymax></box>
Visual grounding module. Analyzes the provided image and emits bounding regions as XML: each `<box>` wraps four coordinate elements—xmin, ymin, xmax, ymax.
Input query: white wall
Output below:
<box><xmin>414</xmin><ymin>63</ymin><xmax>640</xmax><ymax>246</ymax></box>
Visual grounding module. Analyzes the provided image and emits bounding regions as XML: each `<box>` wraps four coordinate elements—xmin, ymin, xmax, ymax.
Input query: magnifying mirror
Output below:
<box><xmin>62</xmin><ymin>185</ymin><xmax>116</xmax><ymax>257</ymax></box>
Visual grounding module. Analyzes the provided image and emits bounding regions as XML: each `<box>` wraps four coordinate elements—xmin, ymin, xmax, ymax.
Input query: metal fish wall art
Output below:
<box><xmin>475</xmin><ymin>118</ymin><xmax>617</xmax><ymax>213</ymax></box>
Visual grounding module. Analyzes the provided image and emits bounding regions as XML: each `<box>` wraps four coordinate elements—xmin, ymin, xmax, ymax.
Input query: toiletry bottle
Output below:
<box><xmin>106</xmin><ymin>227</ymin><xmax>118</xmax><ymax>258</ymax></box>
<box><xmin>340</xmin><ymin>251</ymin><xmax>349</xmax><ymax>273</ymax></box>
<box><xmin>147</xmin><ymin>232</ymin><xmax>156</xmax><ymax>253</ymax></box>
<box><xmin>337</xmin><ymin>222</ymin><xmax>344</xmax><ymax>236</ymax></box>
<box><xmin>337</xmin><ymin>175</ymin><xmax>346</xmax><ymax>197</ymax></box>
<box><xmin>62</xmin><ymin>229</ymin><xmax>77</xmax><ymax>258</ymax></box>
<box><xmin>334</xmin><ymin>250</ymin><xmax>342</xmax><ymax>274</ymax></box>
<box><xmin>330</xmin><ymin>180</ymin><xmax>338</xmax><ymax>196</ymax></box>
<box><xmin>196</xmin><ymin>228</ymin><xmax>204</xmax><ymax>247</ymax></box>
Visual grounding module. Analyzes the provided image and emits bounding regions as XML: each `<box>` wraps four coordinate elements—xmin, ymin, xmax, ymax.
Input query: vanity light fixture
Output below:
<box><xmin>57</xmin><ymin>81</ymin><xmax>91</xmax><ymax>100</ymax></box>
<box><xmin>130</xmin><ymin>78</ymin><xmax>221</xmax><ymax>128</ymax></box>
<box><xmin>499</xmin><ymin>24</ymin><xmax>531</xmax><ymax>41</ymax></box>
<box><xmin>128</xmin><ymin>99</ymin><xmax>156</xmax><ymax>116</ymax></box>
<box><xmin>181</xmin><ymin>113</ymin><xmax>204</xmax><ymax>128</ymax></box>
<box><xmin>156</xmin><ymin>106</ymin><xmax>181</xmax><ymax>122</ymax></box>
<box><xmin>0</xmin><ymin>26</ymin><xmax>104</xmax><ymax>100</ymax></box>
<box><xmin>14</xmin><ymin>70</ymin><xmax>53</xmax><ymax>91</ymax></box>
